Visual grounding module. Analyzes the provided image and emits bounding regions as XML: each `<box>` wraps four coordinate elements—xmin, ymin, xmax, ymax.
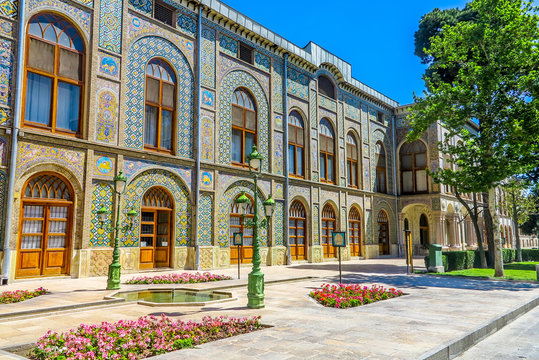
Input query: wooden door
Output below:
<box><xmin>349</xmin><ymin>207</ymin><xmax>361</xmax><ymax>257</ymax></box>
<box><xmin>16</xmin><ymin>174</ymin><xmax>72</xmax><ymax>278</ymax></box>
<box><xmin>229</xmin><ymin>195</ymin><xmax>255</xmax><ymax>264</ymax></box>
<box><xmin>322</xmin><ymin>204</ymin><xmax>336</xmax><ymax>258</ymax></box>
<box><xmin>140</xmin><ymin>187</ymin><xmax>172</xmax><ymax>269</ymax></box>
<box><xmin>289</xmin><ymin>200</ymin><xmax>306</xmax><ymax>260</ymax></box>
<box><xmin>377</xmin><ymin>210</ymin><xmax>390</xmax><ymax>255</ymax></box>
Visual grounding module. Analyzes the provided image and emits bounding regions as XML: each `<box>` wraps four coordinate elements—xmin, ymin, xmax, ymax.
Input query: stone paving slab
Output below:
<box><xmin>0</xmin><ymin>258</ymin><xmax>537</xmax><ymax>359</ymax></box>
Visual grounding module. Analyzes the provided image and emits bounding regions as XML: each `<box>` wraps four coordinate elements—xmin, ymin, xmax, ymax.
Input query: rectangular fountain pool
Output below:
<box><xmin>110</xmin><ymin>289</ymin><xmax>233</xmax><ymax>304</ymax></box>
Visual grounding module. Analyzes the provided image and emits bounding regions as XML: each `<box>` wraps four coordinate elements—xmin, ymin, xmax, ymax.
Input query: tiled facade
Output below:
<box><xmin>0</xmin><ymin>0</ymin><xmax>528</xmax><ymax>281</ymax></box>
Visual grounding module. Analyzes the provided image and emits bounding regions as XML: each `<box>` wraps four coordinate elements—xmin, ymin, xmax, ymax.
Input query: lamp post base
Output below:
<box><xmin>106</xmin><ymin>262</ymin><xmax>121</xmax><ymax>290</ymax></box>
<box><xmin>247</xmin><ymin>272</ymin><xmax>265</xmax><ymax>309</ymax></box>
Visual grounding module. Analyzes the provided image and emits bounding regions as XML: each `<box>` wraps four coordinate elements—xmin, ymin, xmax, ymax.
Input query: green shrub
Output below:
<box><xmin>424</xmin><ymin>256</ymin><xmax>430</xmax><ymax>269</ymax></box>
<box><xmin>502</xmin><ymin>249</ymin><xmax>516</xmax><ymax>263</ymax></box>
<box><xmin>442</xmin><ymin>255</ymin><xmax>448</xmax><ymax>272</ymax></box>
<box><xmin>443</xmin><ymin>251</ymin><xmax>475</xmax><ymax>271</ymax></box>
<box><xmin>521</xmin><ymin>249</ymin><xmax>539</xmax><ymax>262</ymax></box>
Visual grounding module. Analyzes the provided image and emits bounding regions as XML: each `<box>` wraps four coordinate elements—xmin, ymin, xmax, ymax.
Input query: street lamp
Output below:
<box><xmin>97</xmin><ymin>170</ymin><xmax>137</xmax><ymax>290</ymax></box>
<box><xmin>235</xmin><ymin>145</ymin><xmax>275</xmax><ymax>309</ymax></box>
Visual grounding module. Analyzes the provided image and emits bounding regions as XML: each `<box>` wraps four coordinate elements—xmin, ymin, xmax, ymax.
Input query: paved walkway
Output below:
<box><xmin>0</xmin><ymin>258</ymin><xmax>538</xmax><ymax>359</ymax></box>
<box><xmin>456</xmin><ymin>305</ymin><xmax>539</xmax><ymax>360</ymax></box>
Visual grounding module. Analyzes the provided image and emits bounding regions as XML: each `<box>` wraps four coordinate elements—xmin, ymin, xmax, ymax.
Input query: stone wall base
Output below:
<box><xmin>267</xmin><ymin>246</ymin><xmax>287</xmax><ymax>266</ymax></box>
<box><xmin>309</xmin><ymin>245</ymin><xmax>323</xmax><ymax>263</ymax></box>
<box><xmin>364</xmin><ymin>244</ymin><xmax>380</xmax><ymax>259</ymax></box>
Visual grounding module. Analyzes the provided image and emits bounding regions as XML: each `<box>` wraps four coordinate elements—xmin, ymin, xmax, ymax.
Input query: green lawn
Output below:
<box><xmin>435</xmin><ymin>262</ymin><xmax>538</xmax><ymax>281</ymax></box>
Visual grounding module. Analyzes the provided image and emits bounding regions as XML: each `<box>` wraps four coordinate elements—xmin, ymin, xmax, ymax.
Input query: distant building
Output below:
<box><xmin>0</xmin><ymin>0</ymin><xmax>531</xmax><ymax>281</ymax></box>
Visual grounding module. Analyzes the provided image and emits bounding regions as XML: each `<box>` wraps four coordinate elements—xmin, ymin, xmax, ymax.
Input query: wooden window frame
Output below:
<box><xmin>346</xmin><ymin>133</ymin><xmax>359</xmax><ymax>188</ymax></box>
<box><xmin>375</xmin><ymin>142</ymin><xmax>387</xmax><ymax>194</ymax></box>
<box><xmin>288</xmin><ymin>112</ymin><xmax>305</xmax><ymax>178</ymax></box>
<box><xmin>321</xmin><ymin>204</ymin><xmax>336</xmax><ymax>258</ymax></box>
<box><xmin>231</xmin><ymin>89</ymin><xmax>257</xmax><ymax>167</ymax></box>
<box><xmin>22</xmin><ymin>15</ymin><xmax>85</xmax><ymax>137</ymax></box>
<box><xmin>319</xmin><ymin>119</ymin><xmax>335</xmax><ymax>184</ymax></box>
<box><xmin>348</xmin><ymin>207</ymin><xmax>361</xmax><ymax>256</ymax></box>
<box><xmin>400</xmin><ymin>141</ymin><xmax>428</xmax><ymax>194</ymax></box>
<box><xmin>144</xmin><ymin>59</ymin><xmax>176</xmax><ymax>155</ymax></box>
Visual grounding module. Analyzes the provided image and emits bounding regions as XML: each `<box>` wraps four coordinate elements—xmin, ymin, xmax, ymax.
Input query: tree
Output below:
<box><xmin>408</xmin><ymin>0</ymin><xmax>539</xmax><ymax>277</ymax></box>
<box><xmin>504</xmin><ymin>178</ymin><xmax>538</xmax><ymax>261</ymax></box>
<box><xmin>520</xmin><ymin>186</ymin><xmax>539</xmax><ymax>236</ymax></box>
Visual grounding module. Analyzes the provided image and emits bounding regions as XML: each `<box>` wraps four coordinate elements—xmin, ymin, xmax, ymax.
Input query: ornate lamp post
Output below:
<box><xmin>235</xmin><ymin>146</ymin><xmax>275</xmax><ymax>309</ymax></box>
<box><xmin>97</xmin><ymin>171</ymin><xmax>137</xmax><ymax>290</ymax></box>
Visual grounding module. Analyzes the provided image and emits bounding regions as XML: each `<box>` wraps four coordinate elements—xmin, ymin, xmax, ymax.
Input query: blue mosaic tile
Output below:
<box><xmin>201</xmin><ymin>26</ymin><xmax>216</xmax><ymax>88</ymax></box>
<box><xmin>198</xmin><ymin>194</ymin><xmax>213</xmax><ymax>246</ymax></box>
<box><xmin>89</xmin><ymin>181</ymin><xmax>113</xmax><ymax>246</ymax></box>
<box><xmin>99</xmin><ymin>0</ymin><xmax>122</xmax><ymax>53</ymax></box>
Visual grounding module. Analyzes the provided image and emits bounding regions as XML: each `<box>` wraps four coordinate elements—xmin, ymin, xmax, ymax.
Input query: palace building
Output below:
<box><xmin>0</xmin><ymin>0</ymin><xmax>531</xmax><ymax>281</ymax></box>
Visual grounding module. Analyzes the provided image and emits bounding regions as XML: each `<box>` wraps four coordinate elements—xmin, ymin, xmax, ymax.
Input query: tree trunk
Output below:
<box><xmin>511</xmin><ymin>193</ymin><xmax>522</xmax><ymax>262</ymax></box>
<box><xmin>482</xmin><ymin>192</ymin><xmax>495</xmax><ymax>267</ymax></box>
<box><xmin>455</xmin><ymin>192</ymin><xmax>487</xmax><ymax>268</ymax></box>
<box><xmin>487</xmin><ymin>187</ymin><xmax>504</xmax><ymax>277</ymax></box>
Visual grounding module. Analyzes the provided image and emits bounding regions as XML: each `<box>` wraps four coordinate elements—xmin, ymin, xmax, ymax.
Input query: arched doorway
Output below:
<box><xmin>377</xmin><ymin>210</ymin><xmax>390</xmax><ymax>255</ymax></box>
<box><xmin>289</xmin><ymin>200</ymin><xmax>307</xmax><ymax>260</ymax></box>
<box><xmin>348</xmin><ymin>207</ymin><xmax>361</xmax><ymax>257</ymax></box>
<box><xmin>420</xmin><ymin>214</ymin><xmax>429</xmax><ymax>247</ymax></box>
<box><xmin>139</xmin><ymin>187</ymin><xmax>173</xmax><ymax>269</ymax></box>
<box><xmin>322</xmin><ymin>204</ymin><xmax>337</xmax><ymax>258</ymax></box>
<box><xmin>17</xmin><ymin>173</ymin><xmax>73</xmax><ymax>278</ymax></box>
<box><xmin>229</xmin><ymin>194</ymin><xmax>254</xmax><ymax>264</ymax></box>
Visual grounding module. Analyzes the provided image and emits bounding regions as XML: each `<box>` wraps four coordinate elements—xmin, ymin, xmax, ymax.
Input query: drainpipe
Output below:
<box><xmin>2</xmin><ymin>0</ymin><xmax>25</xmax><ymax>283</ymax></box>
<box><xmin>391</xmin><ymin>115</ymin><xmax>401</xmax><ymax>257</ymax></box>
<box><xmin>193</xmin><ymin>4</ymin><xmax>203</xmax><ymax>270</ymax></box>
<box><xmin>283</xmin><ymin>53</ymin><xmax>291</xmax><ymax>265</ymax></box>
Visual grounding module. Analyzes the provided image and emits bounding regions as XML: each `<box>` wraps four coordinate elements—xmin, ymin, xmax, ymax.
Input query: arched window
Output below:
<box><xmin>145</xmin><ymin>59</ymin><xmax>176</xmax><ymax>153</ymax></box>
<box><xmin>231</xmin><ymin>89</ymin><xmax>257</xmax><ymax>166</ymax></box>
<box><xmin>400</xmin><ymin>140</ymin><xmax>427</xmax><ymax>194</ymax></box>
<box><xmin>377</xmin><ymin>210</ymin><xmax>389</xmax><ymax>255</ymax></box>
<box><xmin>420</xmin><ymin>214</ymin><xmax>429</xmax><ymax>247</ymax></box>
<box><xmin>229</xmin><ymin>193</ymin><xmax>254</xmax><ymax>263</ymax></box>
<box><xmin>319</xmin><ymin>119</ymin><xmax>335</xmax><ymax>183</ymax></box>
<box><xmin>17</xmin><ymin>173</ymin><xmax>74</xmax><ymax>278</ymax></box>
<box><xmin>322</xmin><ymin>204</ymin><xmax>336</xmax><ymax>258</ymax></box>
<box><xmin>140</xmin><ymin>187</ymin><xmax>173</xmax><ymax>269</ymax></box>
<box><xmin>318</xmin><ymin>75</ymin><xmax>335</xmax><ymax>99</ymax></box>
<box><xmin>24</xmin><ymin>14</ymin><xmax>85</xmax><ymax>135</ymax></box>
<box><xmin>346</xmin><ymin>132</ymin><xmax>359</xmax><ymax>188</ymax></box>
<box><xmin>289</xmin><ymin>200</ymin><xmax>307</xmax><ymax>260</ymax></box>
<box><xmin>348</xmin><ymin>207</ymin><xmax>361</xmax><ymax>257</ymax></box>
<box><xmin>288</xmin><ymin>111</ymin><xmax>304</xmax><ymax>177</ymax></box>
<box><xmin>375</xmin><ymin>142</ymin><xmax>387</xmax><ymax>193</ymax></box>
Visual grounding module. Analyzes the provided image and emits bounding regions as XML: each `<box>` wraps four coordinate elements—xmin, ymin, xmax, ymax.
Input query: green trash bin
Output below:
<box><xmin>428</xmin><ymin>244</ymin><xmax>444</xmax><ymax>273</ymax></box>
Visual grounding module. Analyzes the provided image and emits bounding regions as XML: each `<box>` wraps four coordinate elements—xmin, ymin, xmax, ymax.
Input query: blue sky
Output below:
<box><xmin>222</xmin><ymin>0</ymin><xmax>470</xmax><ymax>105</ymax></box>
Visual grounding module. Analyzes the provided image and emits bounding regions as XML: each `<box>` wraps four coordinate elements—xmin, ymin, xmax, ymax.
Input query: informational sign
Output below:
<box><xmin>233</xmin><ymin>232</ymin><xmax>243</xmax><ymax>246</ymax></box>
<box><xmin>332</xmin><ymin>232</ymin><xmax>346</xmax><ymax>247</ymax></box>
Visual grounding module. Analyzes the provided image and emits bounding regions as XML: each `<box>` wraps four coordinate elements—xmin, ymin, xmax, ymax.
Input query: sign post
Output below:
<box><xmin>404</xmin><ymin>229</ymin><xmax>411</xmax><ymax>274</ymax></box>
<box><xmin>332</xmin><ymin>232</ymin><xmax>346</xmax><ymax>284</ymax></box>
<box><xmin>233</xmin><ymin>232</ymin><xmax>243</xmax><ymax>279</ymax></box>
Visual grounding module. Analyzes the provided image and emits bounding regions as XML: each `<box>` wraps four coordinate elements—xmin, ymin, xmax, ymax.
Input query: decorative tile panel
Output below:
<box><xmin>200</xmin><ymin>114</ymin><xmax>214</xmax><ymax>162</ymax></box>
<box><xmin>0</xmin><ymin>0</ymin><xmax>17</xmax><ymax>18</ymax></box>
<box><xmin>217</xmin><ymin>180</ymin><xmax>268</xmax><ymax>247</ymax></box>
<box><xmin>122</xmin><ymin>169</ymin><xmax>191</xmax><ymax>247</ymax></box>
<box><xmin>201</xmin><ymin>89</ymin><xmax>214</xmax><ymax>107</ymax></box>
<box><xmin>0</xmin><ymin>171</ymin><xmax>5</xmax><ymax>248</ymax></box>
<box><xmin>89</xmin><ymin>181</ymin><xmax>113</xmax><ymax>246</ymax></box>
<box><xmin>344</xmin><ymin>94</ymin><xmax>361</xmax><ymax>120</ymax></box>
<box><xmin>29</xmin><ymin>0</ymin><xmax>91</xmax><ymax>36</ymax></box>
<box><xmin>312</xmin><ymin>204</ymin><xmax>320</xmax><ymax>245</ymax></box>
<box><xmin>124</xmin><ymin>157</ymin><xmax>192</xmax><ymax>189</ymax></box>
<box><xmin>287</xmin><ymin>66</ymin><xmax>309</xmax><ymax>100</ymax></box>
<box><xmin>177</xmin><ymin>13</ymin><xmax>196</xmax><ymax>38</ymax></box>
<box><xmin>366</xmin><ymin>209</ymin><xmax>372</xmax><ymax>244</ymax></box>
<box><xmin>219</xmin><ymin>55</ymin><xmax>270</xmax><ymax>96</ymax></box>
<box><xmin>94</xmin><ymin>153</ymin><xmax>115</xmax><ymax>178</ymax></box>
<box><xmin>363</xmin><ymin>157</ymin><xmax>370</xmax><ymax>192</ymax></box>
<box><xmin>198</xmin><ymin>194</ymin><xmax>213</xmax><ymax>246</ymax></box>
<box><xmin>273</xmin><ymin>201</ymin><xmax>284</xmax><ymax>246</ymax></box>
<box><xmin>274</xmin><ymin>114</ymin><xmax>283</xmax><ymax>131</ymax></box>
<box><xmin>217</xmin><ymin>70</ymin><xmax>269</xmax><ymax>172</ymax></box>
<box><xmin>219</xmin><ymin>33</ymin><xmax>237</xmax><ymax>57</ymax></box>
<box><xmin>254</xmin><ymin>51</ymin><xmax>270</xmax><ymax>72</ymax></box>
<box><xmin>95</xmin><ymin>79</ymin><xmax>119</xmax><ymax>144</ymax></box>
<box><xmin>274</xmin><ymin>183</ymin><xmax>283</xmax><ymax>199</ymax></box>
<box><xmin>372</xmin><ymin>128</ymin><xmax>394</xmax><ymax>194</ymax></box>
<box><xmin>0</xmin><ymin>19</ymin><xmax>14</xmax><ymax>38</ymax></box>
<box><xmin>0</xmin><ymin>136</ymin><xmax>6</xmax><ymax>165</ymax></box>
<box><xmin>273</xmin><ymin>131</ymin><xmax>283</xmax><ymax>175</ymax></box>
<box><xmin>201</xmin><ymin>26</ymin><xmax>216</xmax><ymax>88</ymax></box>
<box><xmin>128</xmin><ymin>0</ymin><xmax>151</xmax><ymax>15</ymax></box>
<box><xmin>128</xmin><ymin>16</ymin><xmax>194</xmax><ymax>65</ymax></box>
<box><xmin>289</xmin><ymin>185</ymin><xmax>310</xmax><ymax>204</ymax></box>
<box><xmin>99</xmin><ymin>0</ymin><xmax>122</xmax><ymax>53</ymax></box>
<box><xmin>200</xmin><ymin>170</ymin><xmax>213</xmax><ymax>190</ymax></box>
<box><xmin>0</xmin><ymin>107</ymin><xmax>10</xmax><ymax>125</ymax></box>
<box><xmin>272</xmin><ymin>60</ymin><xmax>283</xmax><ymax>113</ymax></box>
<box><xmin>319</xmin><ymin>94</ymin><xmax>336</xmax><ymax>112</ymax></box>
<box><xmin>321</xmin><ymin>190</ymin><xmax>339</xmax><ymax>207</ymax></box>
<box><xmin>125</xmin><ymin>36</ymin><xmax>194</xmax><ymax>157</ymax></box>
<box><xmin>16</xmin><ymin>142</ymin><xmax>85</xmax><ymax>182</ymax></box>
<box><xmin>98</xmin><ymin>52</ymin><xmax>120</xmax><ymax>79</ymax></box>
<box><xmin>309</xmin><ymin>89</ymin><xmax>317</xmax><ymax>129</ymax></box>
<box><xmin>0</xmin><ymin>39</ymin><xmax>12</xmax><ymax>107</ymax></box>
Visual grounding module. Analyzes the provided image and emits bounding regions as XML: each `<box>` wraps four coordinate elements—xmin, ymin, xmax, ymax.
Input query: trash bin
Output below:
<box><xmin>428</xmin><ymin>244</ymin><xmax>444</xmax><ymax>273</ymax></box>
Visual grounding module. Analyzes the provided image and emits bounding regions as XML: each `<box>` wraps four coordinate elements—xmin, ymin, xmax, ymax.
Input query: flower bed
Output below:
<box><xmin>31</xmin><ymin>315</ymin><xmax>262</xmax><ymax>360</ymax></box>
<box><xmin>125</xmin><ymin>272</ymin><xmax>232</xmax><ymax>285</ymax></box>
<box><xmin>310</xmin><ymin>284</ymin><xmax>404</xmax><ymax>308</ymax></box>
<box><xmin>0</xmin><ymin>287</ymin><xmax>47</xmax><ymax>304</ymax></box>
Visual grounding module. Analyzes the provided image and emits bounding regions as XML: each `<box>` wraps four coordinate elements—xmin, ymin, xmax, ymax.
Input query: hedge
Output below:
<box><xmin>424</xmin><ymin>255</ymin><xmax>448</xmax><ymax>272</ymax></box>
<box><xmin>522</xmin><ymin>249</ymin><xmax>539</xmax><ymax>262</ymax></box>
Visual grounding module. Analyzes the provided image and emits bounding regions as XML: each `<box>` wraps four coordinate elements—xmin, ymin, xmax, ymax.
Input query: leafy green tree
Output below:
<box><xmin>504</xmin><ymin>178</ymin><xmax>538</xmax><ymax>261</ymax></box>
<box><xmin>408</xmin><ymin>0</ymin><xmax>539</xmax><ymax>276</ymax></box>
<box><xmin>520</xmin><ymin>186</ymin><xmax>539</xmax><ymax>236</ymax></box>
